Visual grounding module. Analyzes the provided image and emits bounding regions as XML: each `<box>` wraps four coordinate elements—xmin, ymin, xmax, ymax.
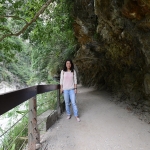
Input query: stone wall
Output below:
<box><xmin>73</xmin><ymin>0</ymin><xmax>150</xmax><ymax>122</ymax></box>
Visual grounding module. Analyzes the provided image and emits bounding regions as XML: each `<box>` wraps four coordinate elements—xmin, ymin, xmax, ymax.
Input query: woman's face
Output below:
<box><xmin>66</xmin><ymin>61</ymin><xmax>71</xmax><ymax>69</ymax></box>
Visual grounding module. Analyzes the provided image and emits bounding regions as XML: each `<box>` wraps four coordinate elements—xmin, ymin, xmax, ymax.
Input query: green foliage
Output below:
<box><xmin>29</xmin><ymin>0</ymin><xmax>75</xmax><ymax>83</ymax></box>
<box><xmin>0</xmin><ymin>1</ymin><xmax>73</xmax><ymax>149</ymax></box>
<box><xmin>0</xmin><ymin>38</ymin><xmax>32</xmax><ymax>85</ymax></box>
<box><xmin>37</xmin><ymin>91</ymin><xmax>57</xmax><ymax>116</ymax></box>
<box><xmin>1</xmin><ymin>0</ymin><xmax>76</xmax><ymax>84</ymax></box>
<box><xmin>10</xmin><ymin>144</ymin><xmax>15</xmax><ymax>150</ymax></box>
<box><xmin>7</xmin><ymin>47</ymin><xmax>32</xmax><ymax>84</ymax></box>
<box><xmin>0</xmin><ymin>0</ymin><xmax>50</xmax><ymax>62</ymax></box>
<box><xmin>0</xmin><ymin>109</ymin><xmax>28</xmax><ymax>150</ymax></box>
<box><xmin>0</xmin><ymin>90</ymin><xmax>60</xmax><ymax>150</ymax></box>
<box><xmin>0</xmin><ymin>37</ymin><xmax>22</xmax><ymax>63</ymax></box>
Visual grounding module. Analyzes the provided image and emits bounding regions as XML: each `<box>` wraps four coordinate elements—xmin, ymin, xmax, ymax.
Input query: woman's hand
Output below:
<box><xmin>60</xmin><ymin>88</ymin><xmax>63</xmax><ymax>94</ymax></box>
<box><xmin>74</xmin><ymin>89</ymin><xmax>77</xmax><ymax>94</ymax></box>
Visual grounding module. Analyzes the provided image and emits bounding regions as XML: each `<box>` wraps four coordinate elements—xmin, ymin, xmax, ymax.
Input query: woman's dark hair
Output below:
<box><xmin>63</xmin><ymin>59</ymin><xmax>74</xmax><ymax>72</ymax></box>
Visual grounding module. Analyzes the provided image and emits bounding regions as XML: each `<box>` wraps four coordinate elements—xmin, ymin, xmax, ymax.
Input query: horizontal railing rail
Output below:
<box><xmin>0</xmin><ymin>84</ymin><xmax>61</xmax><ymax>150</ymax></box>
<box><xmin>0</xmin><ymin>84</ymin><xmax>60</xmax><ymax>115</ymax></box>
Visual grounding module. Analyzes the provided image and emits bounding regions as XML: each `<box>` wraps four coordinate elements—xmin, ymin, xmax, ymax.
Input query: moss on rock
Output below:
<box><xmin>73</xmin><ymin>0</ymin><xmax>150</xmax><ymax>113</ymax></box>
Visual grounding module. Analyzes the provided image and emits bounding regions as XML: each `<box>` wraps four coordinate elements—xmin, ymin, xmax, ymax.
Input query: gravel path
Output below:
<box><xmin>42</xmin><ymin>85</ymin><xmax>150</xmax><ymax>150</ymax></box>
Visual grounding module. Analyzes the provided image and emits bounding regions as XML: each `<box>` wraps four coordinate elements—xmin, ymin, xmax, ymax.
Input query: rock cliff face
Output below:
<box><xmin>73</xmin><ymin>0</ymin><xmax>150</xmax><ymax>116</ymax></box>
<box><xmin>0</xmin><ymin>69</ymin><xmax>27</xmax><ymax>94</ymax></box>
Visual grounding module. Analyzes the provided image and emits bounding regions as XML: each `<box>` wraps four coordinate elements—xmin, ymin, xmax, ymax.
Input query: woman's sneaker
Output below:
<box><xmin>67</xmin><ymin>115</ymin><xmax>71</xmax><ymax>119</ymax></box>
<box><xmin>76</xmin><ymin>117</ymin><xmax>80</xmax><ymax>122</ymax></box>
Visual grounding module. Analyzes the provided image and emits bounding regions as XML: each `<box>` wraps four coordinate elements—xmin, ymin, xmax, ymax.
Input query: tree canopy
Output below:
<box><xmin>0</xmin><ymin>0</ymin><xmax>76</xmax><ymax>84</ymax></box>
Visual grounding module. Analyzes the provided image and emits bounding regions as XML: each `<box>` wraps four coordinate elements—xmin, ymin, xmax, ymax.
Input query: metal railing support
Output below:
<box><xmin>57</xmin><ymin>88</ymin><xmax>61</xmax><ymax>115</ymax></box>
<box><xmin>0</xmin><ymin>84</ymin><xmax>60</xmax><ymax>150</ymax></box>
<box><xmin>28</xmin><ymin>96</ymin><xmax>40</xmax><ymax>150</ymax></box>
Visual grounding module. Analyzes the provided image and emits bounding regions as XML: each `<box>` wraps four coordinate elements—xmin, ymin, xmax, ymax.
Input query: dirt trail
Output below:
<box><xmin>42</xmin><ymin>85</ymin><xmax>150</xmax><ymax>150</ymax></box>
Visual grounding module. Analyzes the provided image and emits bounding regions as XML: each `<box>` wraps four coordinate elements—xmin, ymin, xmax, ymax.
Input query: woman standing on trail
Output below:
<box><xmin>60</xmin><ymin>59</ymin><xmax>80</xmax><ymax>122</ymax></box>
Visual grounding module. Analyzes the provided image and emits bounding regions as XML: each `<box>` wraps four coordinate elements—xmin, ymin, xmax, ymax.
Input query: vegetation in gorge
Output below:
<box><xmin>0</xmin><ymin>90</ymin><xmax>58</xmax><ymax>150</ymax></box>
<box><xmin>0</xmin><ymin>38</ymin><xmax>32</xmax><ymax>87</ymax></box>
<box><xmin>0</xmin><ymin>0</ymin><xmax>75</xmax><ymax>84</ymax></box>
<box><xmin>0</xmin><ymin>0</ymin><xmax>75</xmax><ymax>149</ymax></box>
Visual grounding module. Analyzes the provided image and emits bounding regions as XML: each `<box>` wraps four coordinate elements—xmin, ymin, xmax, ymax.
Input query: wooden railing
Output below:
<box><xmin>0</xmin><ymin>84</ymin><xmax>61</xmax><ymax>150</ymax></box>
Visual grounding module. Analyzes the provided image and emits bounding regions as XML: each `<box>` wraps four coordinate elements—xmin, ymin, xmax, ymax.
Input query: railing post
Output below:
<box><xmin>28</xmin><ymin>96</ymin><xmax>40</xmax><ymax>150</ymax></box>
<box><xmin>57</xmin><ymin>88</ymin><xmax>61</xmax><ymax>115</ymax></box>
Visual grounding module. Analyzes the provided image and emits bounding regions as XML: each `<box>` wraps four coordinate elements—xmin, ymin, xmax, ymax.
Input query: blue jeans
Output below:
<box><xmin>63</xmin><ymin>89</ymin><xmax>78</xmax><ymax>117</ymax></box>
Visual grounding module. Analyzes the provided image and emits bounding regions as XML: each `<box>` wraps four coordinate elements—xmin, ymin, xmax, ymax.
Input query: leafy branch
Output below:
<box><xmin>0</xmin><ymin>0</ymin><xmax>53</xmax><ymax>42</ymax></box>
<box><xmin>0</xmin><ymin>27</ymin><xmax>13</xmax><ymax>34</ymax></box>
<box><xmin>0</xmin><ymin>15</ymin><xmax>28</xmax><ymax>23</ymax></box>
